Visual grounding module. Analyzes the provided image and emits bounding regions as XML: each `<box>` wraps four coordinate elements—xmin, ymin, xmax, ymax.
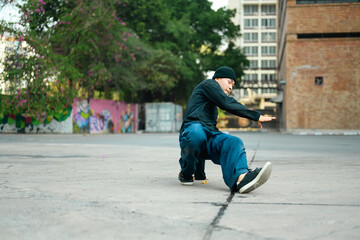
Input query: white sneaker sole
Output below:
<box><xmin>180</xmin><ymin>181</ymin><xmax>194</xmax><ymax>186</ymax></box>
<box><xmin>239</xmin><ymin>162</ymin><xmax>272</xmax><ymax>194</ymax></box>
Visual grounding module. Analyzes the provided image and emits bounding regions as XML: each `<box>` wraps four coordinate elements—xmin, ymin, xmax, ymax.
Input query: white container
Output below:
<box><xmin>145</xmin><ymin>102</ymin><xmax>183</xmax><ymax>132</ymax></box>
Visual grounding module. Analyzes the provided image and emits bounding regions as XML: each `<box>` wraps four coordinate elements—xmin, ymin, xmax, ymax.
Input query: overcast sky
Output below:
<box><xmin>210</xmin><ymin>0</ymin><xmax>228</xmax><ymax>10</ymax></box>
<box><xmin>0</xmin><ymin>4</ymin><xmax>20</xmax><ymax>22</ymax></box>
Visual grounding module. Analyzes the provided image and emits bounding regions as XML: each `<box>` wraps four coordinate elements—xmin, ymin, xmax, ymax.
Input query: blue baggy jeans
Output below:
<box><xmin>179</xmin><ymin>122</ymin><xmax>249</xmax><ymax>190</ymax></box>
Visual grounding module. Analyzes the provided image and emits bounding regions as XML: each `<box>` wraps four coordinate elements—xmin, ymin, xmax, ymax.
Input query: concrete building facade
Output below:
<box><xmin>277</xmin><ymin>0</ymin><xmax>360</xmax><ymax>131</ymax></box>
<box><xmin>0</xmin><ymin>36</ymin><xmax>29</xmax><ymax>94</ymax></box>
<box><xmin>229</xmin><ymin>0</ymin><xmax>278</xmax><ymax>107</ymax></box>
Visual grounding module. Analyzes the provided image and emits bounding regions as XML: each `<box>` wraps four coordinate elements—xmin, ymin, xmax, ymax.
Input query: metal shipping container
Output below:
<box><xmin>145</xmin><ymin>102</ymin><xmax>183</xmax><ymax>132</ymax></box>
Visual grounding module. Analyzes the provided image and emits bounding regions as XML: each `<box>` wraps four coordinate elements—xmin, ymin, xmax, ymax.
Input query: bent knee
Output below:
<box><xmin>180</xmin><ymin>123</ymin><xmax>206</xmax><ymax>148</ymax></box>
<box><xmin>223</xmin><ymin>135</ymin><xmax>245</xmax><ymax>151</ymax></box>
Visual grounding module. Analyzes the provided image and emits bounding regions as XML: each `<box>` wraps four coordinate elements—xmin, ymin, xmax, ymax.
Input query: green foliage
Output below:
<box><xmin>134</xmin><ymin>48</ymin><xmax>183</xmax><ymax>102</ymax></box>
<box><xmin>120</xmin><ymin>0</ymin><xmax>248</xmax><ymax>103</ymax></box>
<box><xmin>201</xmin><ymin>42</ymin><xmax>250</xmax><ymax>80</ymax></box>
<box><xmin>1</xmin><ymin>0</ymin><xmax>249</xmax><ymax>116</ymax></box>
<box><xmin>0</xmin><ymin>0</ymin><xmax>138</xmax><ymax>118</ymax></box>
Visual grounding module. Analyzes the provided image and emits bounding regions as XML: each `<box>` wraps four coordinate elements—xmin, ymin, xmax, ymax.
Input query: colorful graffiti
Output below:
<box><xmin>0</xmin><ymin>99</ymin><xmax>136</xmax><ymax>134</ymax></box>
<box><xmin>73</xmin><ymin>100</ymin><xmax>91</xmax><ymax>133</ymax></box>
<box><xmin>72</xmin><ymin>99</ymin><xmax>137</xmax><ymax>134</ymax></box>
<box><xmin>0</xmin><ymin>107</ymin><xmax>73</xmax><ymax>133</ymax></box>
<box><xmin>89</xmin><ymin>110</ymin><xmax>112</xmax><ymax>134</ymax></box>
<box><xmin>120</xmin><ymin>104</ymin><xmax>134</xmax><ymax>133</ymax></box>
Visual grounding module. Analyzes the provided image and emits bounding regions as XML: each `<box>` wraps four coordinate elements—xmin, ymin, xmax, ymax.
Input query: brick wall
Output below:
<box><xmin>287</xmin><ymin>1</ymin><xmax>360</xmax><ymax>34</ymax></box>
<box><xmin>278</xmin><ymin>1</ymin><xmax>360</xmax><ymax>130</ymax></box>
<box><xmin>286</xmin><ymin>39</ymin><xmax>360</xmax><ymax>129</ymax></box>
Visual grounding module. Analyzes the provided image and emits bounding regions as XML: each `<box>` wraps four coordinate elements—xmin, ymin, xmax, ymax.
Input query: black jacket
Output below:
<box><xmin>181</xmin><ymin>79</ymin><xmax>261</xmax><ymax>132</ymax></box>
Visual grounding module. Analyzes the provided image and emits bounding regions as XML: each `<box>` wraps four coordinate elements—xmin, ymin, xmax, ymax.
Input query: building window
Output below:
<box><xmin>261</xmin><ymin>19</ymin><xmax>276</xmax><ymax>29</ymax></box>
<box><xmin>244</xmin><ymin>19</ymin><xmax>258</xmax><ymax>29</ymax></box>
<box><xmin>261</xmin><ymin>60</ymin><xmax>276</xmax><ymax>69</ymax></box>
<box><xmin>244</xmin><ymin>60</ymin><xmax>258</xmax><ymax>69</ymax></box>
<box><xmin>261</xmin><ymin>5</ymin><xmax>276</xmax><ymax>15</ymax></box>
<box><xmin>244</xmin><ymin>46</ymin><xmax>258</xmax><ymax>56</ymax></box>
<box><xmin>244</xmin><ymin>5</ymin><xmax>258</xmax><ymax>16</ymax></box>
<box><xmin>244</xmin><ymin>32</ymin><xmax>258</xmax><ymax>43</ymax></box>
<box><xmin>261</xmin><ymin>32</ymin><xmax>276</xmax><ymax>42</ymax></box>
<box><xmin>261</xmin><ymin>74</ymin><xmax>276</xmax><ymax>81</ymax></box>
<box><xmin>244</xmin><ymin>74</ymin><xmax>258</xmax><ymax>83</ymax></box>
<box><xmin>298</xmin><ymin>32</ymin><xmax>360</xmax><ymax>39</ymax></box>
<box><xmin>250</xmin><ymin>60</ymin><xmax>258</xmax><ymax>69</ymax></box>
<box><xmin>261</xmin><ymin>74</ymin><xmax>276</xmax><ymax>85</ymax></box>
<box><xmin>261</xmin><ymin>88</ymin><xmax>277</xmax><ymax>94</ymax></box>
<box><xmin>261</xmin><ymin>46</ymin><xmax>276</xmax><ymax>56</ymax></box>
<box><xmin>314</xmin><ymin>76</ymin><xmax>323</xmax><ymax>85</ymax></box>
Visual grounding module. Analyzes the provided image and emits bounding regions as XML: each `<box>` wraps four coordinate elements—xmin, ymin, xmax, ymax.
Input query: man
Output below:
<box><xmin>178</xmin><ymin>66</ymin><xmax>275</xmax><ymax>193</ymax></box>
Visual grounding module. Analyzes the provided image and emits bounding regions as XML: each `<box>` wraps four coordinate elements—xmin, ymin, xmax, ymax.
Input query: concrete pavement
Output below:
<box><xmin>0</xmin><ymin>132</ymin><xmax>359</xmax><ymax>240</ymax></box>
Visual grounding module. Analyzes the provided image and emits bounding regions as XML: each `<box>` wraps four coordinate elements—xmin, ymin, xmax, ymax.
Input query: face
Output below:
<box><xmin>214</xmin><ymin>78</ymin><xmax>235</xmax><ymax>95</ymax></box>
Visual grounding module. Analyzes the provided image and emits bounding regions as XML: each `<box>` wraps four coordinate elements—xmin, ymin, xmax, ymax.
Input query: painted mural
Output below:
<box><xmin>0</xmin><ymin>99</ymin><xmax>136</xmax><ymax>134</ymax></box>
<box><xmin>72</xmin><ymin>99</ymin><xmax>137</xmax><ymax>134</ymax></box>
<box><xmin>0</xmin><ymin>107</ymin><xmax>73</xmax><ymax>133</ymax></box>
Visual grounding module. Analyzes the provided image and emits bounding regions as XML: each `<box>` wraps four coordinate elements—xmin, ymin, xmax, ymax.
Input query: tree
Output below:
<box><xmin>119</xmin><ymin>0</ymin><xmax>248</xmax><ymax>103</ymax></box>
<box><xmin>0</xmin><ymin>0</ymin><xmax>141</xmax><ymax>118</ymax></box>
<box><xmin>1</xmin><ymin>0</ymin><xmax>249</xmax><ymax>117</ymax></box>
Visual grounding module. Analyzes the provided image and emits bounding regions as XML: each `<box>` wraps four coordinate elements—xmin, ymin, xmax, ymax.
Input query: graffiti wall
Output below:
<box><xmin>0</xmin><ymin>99</ymin><xmax>137</xmax><ymax>134</ymax></box>
<box><xmin>0</xmin><ymin>107</ymin><xmax>73</xmax><ymax>133</ymax></box>
<box><xmin>72</xmin><ymin>99</ymin><xmax>137</xmax><ymax>134</ymax></box>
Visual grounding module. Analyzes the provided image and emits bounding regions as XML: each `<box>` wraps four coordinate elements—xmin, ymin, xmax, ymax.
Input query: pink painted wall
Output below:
<box><xmin>73</xmin><ymin>98</ymin><xmax>137</xmax><ymax>134</ymax></box>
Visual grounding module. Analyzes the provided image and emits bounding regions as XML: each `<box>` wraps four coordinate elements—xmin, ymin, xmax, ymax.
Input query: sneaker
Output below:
<box><xmin>194</xmin><ymin>176</ymin><xmax>207</xmax><ymax>181</ymax></box>
<box><xmin>178</xmin><ymin>171</ymin><xmax>194</xmax><ymax>186</ymax></box>
<box><xmin>194</xmin><ymin>176</ymin><xmax>209</xmax><ymax>184</ymax></box>
<box><xmin>234</xmin><ymin>162</ymin><xmax>272</xmax><ymax>193</ymax></box>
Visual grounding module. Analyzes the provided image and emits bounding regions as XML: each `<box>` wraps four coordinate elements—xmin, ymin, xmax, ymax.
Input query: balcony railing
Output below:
<box><xmin>240</xmin><ymin>79</ymin><xmax>277</xmax><ymax>89</ymax></box>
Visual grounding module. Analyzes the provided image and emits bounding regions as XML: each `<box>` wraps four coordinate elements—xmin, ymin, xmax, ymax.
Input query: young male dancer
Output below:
<box><xmin>178</xmin><ymin>66</ymin><xmax>275</xmax><ymax>193</ymax></box>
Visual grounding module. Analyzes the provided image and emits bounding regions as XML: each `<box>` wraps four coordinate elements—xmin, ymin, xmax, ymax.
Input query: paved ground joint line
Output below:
<box><xmin>203</xmin><ymin>192</ymin><xmax>235</xmax><ymax>240</ymax></box>
<box><xmin>249</xmin><ymin>141</ymin><xmax>260</xmax><ymax>166</ymax></box>
<box><xmin>234</xmin><ymin>202</ymin><xmax>360</xmax><ymax>207</ymax></box>
<box><xmin>203</xmin><ymin>148</ymin><xmax>258</xmax><ymax>240</ymax></box>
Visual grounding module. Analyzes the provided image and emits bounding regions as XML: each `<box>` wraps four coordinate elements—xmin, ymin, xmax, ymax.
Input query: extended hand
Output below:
<box><xmin>256</xmin><ymin>115</ymin><xmax>276</xmax><ymax>128</ymax></box>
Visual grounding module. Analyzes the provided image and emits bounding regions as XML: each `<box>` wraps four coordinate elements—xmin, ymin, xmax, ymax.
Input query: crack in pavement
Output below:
<box><xmin>203</xmin><ymin>145</ymin><xmax>259</xmax><ymax>240</ymax></box>
<box><xmin>232</xmin><ymin>202</ymin><xmax>360</xmax><ymax>207</ymax></box>
<box><xmin>203</xmin><ymin>192</ymin><xmax>235</xmax><ymax>240</ymax></box>
<box><xmin>194</xmin><ymin>201</ymin><xmax>360</xmax><ymax>208</ymax></box>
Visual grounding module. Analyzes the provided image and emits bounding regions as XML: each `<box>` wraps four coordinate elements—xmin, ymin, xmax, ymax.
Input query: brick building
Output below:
<box><xmin>277</xmin><ymin>0</ymin><xmax>360</xmax><ymax>131</ymax></box>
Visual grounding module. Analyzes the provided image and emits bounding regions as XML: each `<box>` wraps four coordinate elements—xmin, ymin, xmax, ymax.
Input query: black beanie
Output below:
<box><xmin>212</xmin><ymin>66</ymin><xmax>237</xmax><ymax>84</ymax></box>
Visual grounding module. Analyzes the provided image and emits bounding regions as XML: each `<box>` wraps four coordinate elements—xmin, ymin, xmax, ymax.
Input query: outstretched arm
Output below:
<box><xmin>256</xmin><ymin>115</ymin><xmax>276</xmax><ymax>128</ymax></box>
<box><xmin>202</xmin><ymin>80</ymin><xmax>261</xmax><ymax>121</ymax></box>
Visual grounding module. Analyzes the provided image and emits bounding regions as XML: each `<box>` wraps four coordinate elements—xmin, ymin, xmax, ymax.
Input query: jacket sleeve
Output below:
<box><xmin>201</xmin><ymin>80</ymin><xmax>261</xmax><ymax>121</ymax></box>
